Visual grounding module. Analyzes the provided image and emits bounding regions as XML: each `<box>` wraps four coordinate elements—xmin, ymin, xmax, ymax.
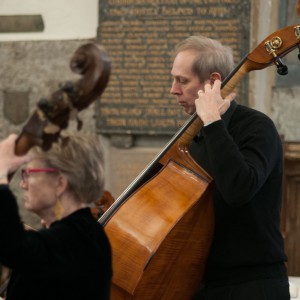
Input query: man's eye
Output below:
<box><xmin>179</xmin><ymin>78</ymin><xmax>188</xmax><ymax>84</ymax></box>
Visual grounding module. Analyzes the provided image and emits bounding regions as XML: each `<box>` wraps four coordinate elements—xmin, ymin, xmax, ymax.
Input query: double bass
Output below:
<box><xmin>99</xmin><ymin>24</ymin><xmax>300</xmax><ymax>299</ymax></box>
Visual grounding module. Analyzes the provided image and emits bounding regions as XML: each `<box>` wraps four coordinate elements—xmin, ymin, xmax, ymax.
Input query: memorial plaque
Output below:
<box><xmin>97</xmin><ymin>0</ymin><xmax>250</xmax><ymax>135</ymax></box>
<box><xmin>0</xmin><ymin>15</ymin><xmax>44</xmax><ymax>33</ymax></box>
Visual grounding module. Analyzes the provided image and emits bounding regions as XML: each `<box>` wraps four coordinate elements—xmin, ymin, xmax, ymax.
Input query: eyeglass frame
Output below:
<box><xmin>21</xmin><ymin>168</ymin><xmax>59</xmax><ymax>182</ymax></box>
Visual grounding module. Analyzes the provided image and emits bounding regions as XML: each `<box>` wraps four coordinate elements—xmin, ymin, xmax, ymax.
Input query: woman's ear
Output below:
<box><xmin>55</xmin><ymin>174</ymin><xmax>68</xmax><ymax>198</ymax></box>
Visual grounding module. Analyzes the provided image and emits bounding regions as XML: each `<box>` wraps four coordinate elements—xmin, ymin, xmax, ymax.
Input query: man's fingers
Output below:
<box><xmin>204</xmin><ymin>83</ymin><xmax>211</xmax><ymax>91</ymax></box>
<box><xmin>212</xmin><ymin>79</ymin><xmax>221</xmax><ymax>90</ymax></box>
<box><xmin>198</xmin><ymin>89</ymin><xmax>204</xmax><ymax>96</ymax></box>
<box><xmin>202</xmin><ymin>79</ymin><xmax>221</xmax><ymax>93</ymax></box>
<box><xmin>218</xmin><ymin>93</ymin><xmax>236</xmax><ymax>115</ymax></box>
<box><xmin>219</xmin><ymin>100</ymin><xmax>231</xmax><ymax>115</ymax></box>
<box><xmin>225</xmin><ymin>92</ymin><xmax>236</xmax><ymax>102</ymax></box>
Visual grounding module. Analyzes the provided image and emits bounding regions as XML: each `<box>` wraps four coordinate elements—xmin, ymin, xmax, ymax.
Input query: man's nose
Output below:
<box><xmin>170</xmin><ymin>80</ymin><xmax>180</xmax><ymax>95</ymax></box>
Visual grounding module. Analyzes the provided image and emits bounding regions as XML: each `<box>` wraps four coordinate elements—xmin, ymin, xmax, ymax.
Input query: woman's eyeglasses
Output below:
<box><xmin>21</xmin><ymin>168</ymin><xmax>59</xmax><ymax>182</ymax></box>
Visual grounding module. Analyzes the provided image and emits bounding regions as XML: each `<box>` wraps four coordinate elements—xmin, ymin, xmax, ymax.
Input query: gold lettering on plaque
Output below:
<box><xmin>98</xmin><ymin>0</ymin><xmax>250</xmax><ymax>134</ymax></box>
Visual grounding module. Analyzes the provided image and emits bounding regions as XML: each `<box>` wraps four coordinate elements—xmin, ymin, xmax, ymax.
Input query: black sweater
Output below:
<box><xmin>189</xmin><ymin>101</ymin><xmax>287</xmax><ymax>285</ymax></box>
<box><xmin>0</xmin><ymin>186</ymin><xmax>112</xmax><ymax>300</ymax></box>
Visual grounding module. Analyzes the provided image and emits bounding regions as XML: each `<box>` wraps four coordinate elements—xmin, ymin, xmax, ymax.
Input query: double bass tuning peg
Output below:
<box><xmin>294</xmin><ymin>26</ymin><xmax>300</xmax><ymax>60</ymax></box>
<box><xmin>274</xmin><ymin>57</ymin><xmax>288</xmax><ymax>75</ymax></box>
<box><xmin>264</xmin><ymin>37</ymin><xmax>288</xmax><ymax>76</ymax></box>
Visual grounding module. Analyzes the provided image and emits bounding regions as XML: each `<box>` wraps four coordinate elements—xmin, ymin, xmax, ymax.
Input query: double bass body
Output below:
<box><xmin>101</xmin><ymin>122</ymin><xmax>215</xmax><ymax>299</ymax></box>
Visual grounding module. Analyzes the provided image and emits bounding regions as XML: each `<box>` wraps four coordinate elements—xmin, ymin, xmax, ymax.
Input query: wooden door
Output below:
<box><xmin>282</xmin><ymin>142</ymin><xmax>300</xmax><ymax>276</ymax></box>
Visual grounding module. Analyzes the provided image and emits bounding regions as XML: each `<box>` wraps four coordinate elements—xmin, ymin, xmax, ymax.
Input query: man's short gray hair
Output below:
<box><xmin>173</xmin><ymin>35</ymin><xmax>234</xmax><ymax>82</ymax></box>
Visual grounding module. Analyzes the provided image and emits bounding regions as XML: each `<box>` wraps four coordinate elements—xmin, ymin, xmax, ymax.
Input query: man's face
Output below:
<box><xmin>170</xmin><ymin>50</ymin><xmax>206</xmax><ymax>115</ymax></box>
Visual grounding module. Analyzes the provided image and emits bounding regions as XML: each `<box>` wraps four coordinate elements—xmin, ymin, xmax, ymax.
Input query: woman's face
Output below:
<box><xmin>19</xmin><ymin>159</ymin><xmax>59</xmax><ymax>216</ymax></box>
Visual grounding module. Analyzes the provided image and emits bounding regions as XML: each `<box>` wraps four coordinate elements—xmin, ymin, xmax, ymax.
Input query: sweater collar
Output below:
<box><xmin>222</xmin><ymin>100</ymin><xmax>237</xmax><ymax>128</ymax></box>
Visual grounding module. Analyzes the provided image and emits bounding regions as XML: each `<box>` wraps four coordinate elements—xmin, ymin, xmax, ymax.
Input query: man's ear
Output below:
<box><xmin>209</xmin><ymin>72</ymin><xmax>222</xmax><ymax>85</ymax></box>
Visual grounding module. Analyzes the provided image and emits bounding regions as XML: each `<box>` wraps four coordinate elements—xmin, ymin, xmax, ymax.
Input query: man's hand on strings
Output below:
<box><xmin>195</xmin><ymin>79</ymin><xmax>235</xmax><ymax>126</ymax></box>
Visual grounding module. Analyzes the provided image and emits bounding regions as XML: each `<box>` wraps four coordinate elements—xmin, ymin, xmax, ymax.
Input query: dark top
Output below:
<box><xmin>189</xmin><ymin>101</ymin><xmax>288</xmax><ymax>285</ymax></box>
<box><xmin>0</xmin><ymin>185</ymin><xmax>112</xmax><ymax>300</ymax></box>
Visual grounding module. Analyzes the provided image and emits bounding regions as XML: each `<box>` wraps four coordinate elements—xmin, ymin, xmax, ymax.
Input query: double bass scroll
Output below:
<box><xmin>14</xmin><ymin>43</ymin><xmax>111</xmax><ymax>156</ymax></box>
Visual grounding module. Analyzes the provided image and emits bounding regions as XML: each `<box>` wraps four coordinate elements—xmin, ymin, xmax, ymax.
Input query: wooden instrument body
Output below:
<box><xmin>107</xmin><ymin>159</ymin><xmax>214</xmax><ymax>299</ymax></box>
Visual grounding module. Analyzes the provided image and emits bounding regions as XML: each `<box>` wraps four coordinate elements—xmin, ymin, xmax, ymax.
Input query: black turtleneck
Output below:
<box><xmin>189</xmin><ymin>101</ymin><xmax>287</xmax><ymax>285</ymax></box>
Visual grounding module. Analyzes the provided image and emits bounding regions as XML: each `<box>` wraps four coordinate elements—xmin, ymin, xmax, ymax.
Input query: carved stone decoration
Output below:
<box><xmin>3</xmin><ymin>90</ymin><xmax>30</xmax><ymax>125</ymax></box>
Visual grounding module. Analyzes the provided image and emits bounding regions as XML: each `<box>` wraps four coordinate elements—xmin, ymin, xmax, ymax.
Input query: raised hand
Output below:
<box><xmin>195</xmin><ymin>80</ymin><xmax>235</xmax><ymax>125</ymax></box>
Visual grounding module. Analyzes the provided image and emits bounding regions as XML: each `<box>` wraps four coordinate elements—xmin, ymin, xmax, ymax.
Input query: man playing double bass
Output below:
<box><xmin>170</xmin><ymin>35</ymin><xmax>289</xmax><ymax>299</ymax></box>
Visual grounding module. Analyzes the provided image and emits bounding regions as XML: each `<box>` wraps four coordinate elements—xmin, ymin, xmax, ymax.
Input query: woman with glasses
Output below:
<box><xmin>0</xmin><ymin>133</ymin><xmax>112</xmax><ymax>300</ymax></box>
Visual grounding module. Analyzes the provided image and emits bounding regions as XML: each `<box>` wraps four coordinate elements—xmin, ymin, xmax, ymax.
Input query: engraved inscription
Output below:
<box><xmin>97</xmin><ymin>0</ymin><xmax>250</xmax><ymax>134</ymax></box>
<box><xmin>0</xmin><ymin>15</ymin><xmax>44</xmax><ymax>33</ymax></box>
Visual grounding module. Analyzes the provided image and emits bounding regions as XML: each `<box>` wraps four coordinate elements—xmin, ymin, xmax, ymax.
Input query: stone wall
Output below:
<box><xmin>0</xmin><ymin>0</ymin><xmax>300</xmax><ymax>228</ymax></box>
